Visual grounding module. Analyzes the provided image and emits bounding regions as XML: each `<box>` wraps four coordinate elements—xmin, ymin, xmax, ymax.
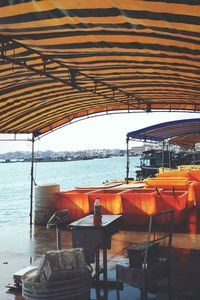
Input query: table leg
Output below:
<box><xmin>103</xmin><ymin>248</ymin><xmax>107</xmax><ymax>283</ymax></box>
<box><xmin>95</xmin><ymin>248</ymin><xmax>101</xmax><ymax>300</ymax></box>
<box><xmin>103</xmin><ymin>248</ymin><xmax>108</xmax><ymax>300</ymax></box>
<box><xmin>95</xmin><ymin>248</ymin><xmax>100</xmax><ymax>282</ymax></box>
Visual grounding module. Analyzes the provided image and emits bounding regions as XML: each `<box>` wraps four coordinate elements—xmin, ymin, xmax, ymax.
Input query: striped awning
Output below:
<box><xmin>1</xmin><ymin>1</ymin><xmax>200</xmax><ymax>136</ymax></box>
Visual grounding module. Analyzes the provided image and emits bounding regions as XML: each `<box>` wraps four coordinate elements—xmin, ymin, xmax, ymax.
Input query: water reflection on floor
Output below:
<box><xmin>1</xmin><ymin>208</ymin><xmax>200</xmax><ymax>299</ymax></box>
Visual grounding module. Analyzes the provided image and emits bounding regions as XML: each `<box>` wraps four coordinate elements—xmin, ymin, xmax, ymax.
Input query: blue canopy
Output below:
<box><xmin>127</xmin><ymin>118</ymin><xmax>200</xmax><ymax>143</ymax></box>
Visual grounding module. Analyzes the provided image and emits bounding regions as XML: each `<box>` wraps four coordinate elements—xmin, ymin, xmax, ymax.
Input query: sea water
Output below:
<box><xmin>0</xmin><ymin>156</ymin><xmax>139</xmax><ymax>224</ymax></box>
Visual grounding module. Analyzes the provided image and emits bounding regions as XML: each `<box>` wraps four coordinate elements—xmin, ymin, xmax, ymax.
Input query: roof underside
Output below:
<box><xmin>127</xmin><ymin>118</ymin><xmax>200</xmax><ymax>148</ymax></box>
<box><xmin>1</xmin><ymin>1</ymin><xmax>200</xmax><ymax>136</ymax></box>
<box><xmin>169</xmin><ymin>133</ymin><xmax>200</xmax><ymax>149</ymax></box>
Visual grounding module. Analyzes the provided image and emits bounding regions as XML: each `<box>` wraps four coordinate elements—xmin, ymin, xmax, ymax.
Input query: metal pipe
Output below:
<box><xmin>161</xmin><ymin>141</ymin><xmax>165</xmax><ymax>173</ymax></box>
<box><xmin>126</xmin><ymin>137</ymin><xmax>129</xmax><ymax>183</ymax></box>
<box><xmin>168</xmin><ymin>144</ymin><xmax>171</xmax><ymax>170</ymax></box>
<box><xmin>56</xmin><ymin>226</ymin><xmax>62</xmax><ymax>250</ymax></box>
<box><xmin>29</xmin><ymin>134</ymin><xmax>35</xmax><ymax>226</ymax></box>
<box><xmin>193</xmin><ymin>147</ymin><xmax>196</xmax><ymax>165</ymax></box>
<box><xmin>0</xmin><ymin>138</ymin><xmax>31</xmax><ymax>141</ymax></box>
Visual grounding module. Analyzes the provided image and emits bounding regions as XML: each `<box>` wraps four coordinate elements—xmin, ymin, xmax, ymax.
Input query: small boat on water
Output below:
<box><xmin>135</xmin><ymin>149</ymin><xmax>177</xmax><ymax>180</ymax></box>
<box><xmin>135</xmin><ymin>148</ymin><xmax>200</xmax><ymax>180</ymax></box>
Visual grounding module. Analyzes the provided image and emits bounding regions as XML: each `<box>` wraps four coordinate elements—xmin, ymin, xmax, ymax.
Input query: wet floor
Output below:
<box><xmin>1</xmin><ymin>208</ymin><xmax>200</xmax><ymax>300</ymax></box>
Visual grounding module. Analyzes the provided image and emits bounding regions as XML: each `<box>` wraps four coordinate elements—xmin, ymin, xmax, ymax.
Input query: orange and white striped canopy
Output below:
<box><xmin>0</xmin><ymin>1</ymin><xmax>200</xmax><ymax>136</ymax></box>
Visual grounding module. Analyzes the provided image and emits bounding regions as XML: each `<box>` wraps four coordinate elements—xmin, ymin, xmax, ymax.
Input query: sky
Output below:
<box><xmin>0</xmin><ymin>111</ymin><xmax>199</xmax><ymax>154</ymax></box>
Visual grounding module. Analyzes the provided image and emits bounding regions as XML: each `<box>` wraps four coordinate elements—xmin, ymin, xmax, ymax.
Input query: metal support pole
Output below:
<box><xmin>161</xmin><ymin>141</ymin><xmax>165</xmax><ymax>173</ymax></box>
<box><xmin>56</xmin><ymin>225</ymin><xmax>62</xmax><ymax>250</ymax></box>
<box><xmin>126</xmin><ymin>137</ymin><xmax>129</xmax><ymax>183</ymax></box>
<box><xmin>193</xmin><ymin>147</ymin><xmax>196</xmax><ymax>165</ymax></box>
<box><xmin>29</xmin><ymin>134</ymin><xmax>35</xmax><ymax>226</ymax></box>
<box><xmin>168</xmin><ymin>144</ymin><xmax>171</xmax><ymax>170</ymax></box>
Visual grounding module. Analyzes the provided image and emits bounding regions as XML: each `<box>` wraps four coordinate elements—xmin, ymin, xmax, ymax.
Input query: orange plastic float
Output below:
<box><xmin>158</xmin><ymin>190</ymin><xmax>188</xmax><ymax>225</ymax></box>
<box><xmin>189</xmin><ymin>170</ymin><xmax>200</xmax><ymax>182</ymax></box>
<box><xmin>55</xmin><ymin>172</ymin><xmax>200</xmax><ymax>225</ymax></box>
<box><xmin>156</xmin><ymin>170</ymin><xmax>190</xmax><ymax>179</ymax></box>
<box><xmin>120</xmin><ymin>188</ymin><xmax>160</xmax><ymax>225</ymax></box>
<box><xmin>144</xmin><ymin>178</ymin><xmax>197</xmax><ymax>208</ymax></box>
<box><xmin>55</xmin><ymin>189</ymin><xmax>93</xmax><ymax>222</ymax></box>
<box><xmin>88</xmin><ymin>189</ymin><xmax>124</xmax><ymax>215</ymax></box>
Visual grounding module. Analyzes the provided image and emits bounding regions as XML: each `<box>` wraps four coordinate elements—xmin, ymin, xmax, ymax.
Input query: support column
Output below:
<box><xmin>126</xmin><ymin>137</ymin><xmax>129</xmax><ymax>183</ymax></box>
<box><xmin>193</xmin><ymin>147</ymin><xmax>196</xmax><ymax>165</ymax></box>
<box><xmin>168</xmin><ymin>144</ymin><xmax>171</xmax><ymax>169</ymax></box>
<box><xmin>29</xmin><ymin>134</ymin><xmax>35</xmax><ymax>226</ymax></box>
<box><xmin>161</xmin><ymin>141</ymin><xmax>165</xmax><ymax>173</ymax></box>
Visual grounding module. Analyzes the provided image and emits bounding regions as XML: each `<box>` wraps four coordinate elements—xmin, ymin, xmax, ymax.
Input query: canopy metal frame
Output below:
<box><xmin>0</xmin><ymin>35</ymin><xmax>141</xmax><ymax>111</ymax></box>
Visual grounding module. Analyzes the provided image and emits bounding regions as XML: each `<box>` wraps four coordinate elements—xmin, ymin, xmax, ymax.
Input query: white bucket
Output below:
<box><xmin>34</xmin><ymin>184</ymin><xmax>60</xmax><ymax>225</ymax></box>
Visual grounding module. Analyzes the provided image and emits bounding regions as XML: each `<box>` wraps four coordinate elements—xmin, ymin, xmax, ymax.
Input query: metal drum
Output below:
<box><xmin>34</xmin><ymin>184</ymin><xmax>60</xmax><ymax>225</ymax></box>
<box><xmin>22</xmin><ymin>269</ymin><xmax>91</xmax><ymax>300</ymax></box>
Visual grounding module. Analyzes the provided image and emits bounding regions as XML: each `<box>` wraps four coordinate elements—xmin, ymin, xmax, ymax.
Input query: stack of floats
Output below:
<box><xmin>56</xmin><ymin>170</ymin><xmax>200</xmax><ymax>226</ymax></box>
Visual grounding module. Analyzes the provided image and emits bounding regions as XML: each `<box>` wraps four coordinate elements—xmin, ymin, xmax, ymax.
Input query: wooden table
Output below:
<box><xmin>70</xmin><ymin>214</ymin><xmax>122</xmax><ymax>298</ymax></box>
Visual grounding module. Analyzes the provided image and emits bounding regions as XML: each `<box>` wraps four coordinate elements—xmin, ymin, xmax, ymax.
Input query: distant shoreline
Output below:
<box><xmin>0</xmin><ymin>155</ymin><xmax>128</xmax><ymax>164</ymax></box>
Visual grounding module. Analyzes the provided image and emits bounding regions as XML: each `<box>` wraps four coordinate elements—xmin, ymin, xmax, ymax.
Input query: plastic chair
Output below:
<box><xmin>116</xmin><ymin>209</ymin><xmax>174</xmax><ymax>300</ymax></box>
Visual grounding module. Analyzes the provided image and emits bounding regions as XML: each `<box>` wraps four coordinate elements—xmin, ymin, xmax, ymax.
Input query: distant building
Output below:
<box><xmin>130</xmin><ymin>145</ymin><xmax>146</xmax><ymax>155</ymax></box>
